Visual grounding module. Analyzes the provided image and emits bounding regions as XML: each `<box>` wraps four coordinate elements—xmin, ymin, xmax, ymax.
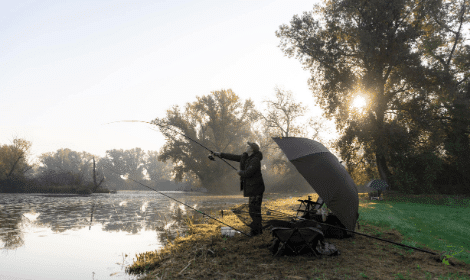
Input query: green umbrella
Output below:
<box><xmin>364</xmin><ymin>179</ymin><xmax>388</xmax><ymax>191</ymax></box>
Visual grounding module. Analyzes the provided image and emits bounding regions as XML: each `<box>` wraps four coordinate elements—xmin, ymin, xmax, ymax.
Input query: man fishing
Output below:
<box><xmin>214</xmin><ymin>142</ymin><xmax>265</xmax><ymax>236</ymax></box>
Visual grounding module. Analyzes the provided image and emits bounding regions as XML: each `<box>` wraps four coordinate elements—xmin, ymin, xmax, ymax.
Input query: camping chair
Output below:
<box><xmin>369</xmin><ymin>191</ymin><xmax>383</xmax><ymax>200</ymax></box>
<box><xmin>269</xmin><ymin>219</ymin><xmax>324</xmax><ymax>257</ymax></box>
<box><xmin>368</xmin><ymin>191</ymin><xmax>383</xmax><ymax>200</ymax></box>
<box><xmin>270</xmin><ymin>226</ymin><xmax>324</xmax><ymax>257</ymax></box>
<box><xmin>296</xmin><ymin>196</ymin><xmax>324</xmax><ymax>220</ymax></box>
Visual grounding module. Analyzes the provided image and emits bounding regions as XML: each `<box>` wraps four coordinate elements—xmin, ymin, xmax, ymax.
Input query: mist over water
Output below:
<box><xmin>0</xmin><ymin>191</ymin><xmax>248</xmax><ymax>280</ymax></box>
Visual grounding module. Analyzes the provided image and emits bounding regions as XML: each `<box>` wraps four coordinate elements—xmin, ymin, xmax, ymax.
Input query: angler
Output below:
<box><xmin>213</xmin><ymin>142</ymin><xmax>265</xmax><ymax>236</ymax></box>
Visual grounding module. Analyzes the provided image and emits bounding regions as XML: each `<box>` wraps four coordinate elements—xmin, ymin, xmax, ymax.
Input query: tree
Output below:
<box><xmin>39</xmin><ymin>148</ymin><xmax>83</xmax><ymax>173</ymax></box>
<box><xmin>92</xmin><ymin>157</ymin><xmax>105</xmax><ymax>192</ymax></box>
<box><xmin>257</xmin><ymin>87</ymin><xmax>306</xmax><ymax>176</ymax></box>
<box><xmin>37</xmin><ymin>148</ymin><xmax>96</xmax><ymax>187</ymax></box>
<box><xmin>276</xmin><ymin>0</ymin><xmax>437</xmax><ymax>189</ymax></box>
<box><xmin>99</xmin><ymin>148</ymin><xmax>146</xmax><ymax>189</ymax></box>
<box><xmin>38</xmin><ymin>149</ymin><xmax>94</xmax><ymax>178</ymax></box>
<box><xmin>153</xmin><ymin>89</ymin><xmax>258</xmax><ymax>192</ymax></box>
<box><xmin>259</xmin><ymin>86</ymin><xmax>308</xmax><ymax>138</ymax></box>
<box><xmin>144</xmin><ymin>150</ymin><xmax>172</xmax><ymax>183</ymax></box>
<box><xmin>0</xmin><ymin>138</ymin><xmax>33</xmax><ymax>180</ymax></box>
<box><xmin>418</xmin><ymin>0</ymin><xmax>470</xmax><ymax>193</ymax></box>
<box><xmin>246</xmin><ymin>86</ymin><xmax>331</xmax><ymax>193</ymax></box>
<box><xmin>0</xmin><ymin>138</ymin><xmax>33</xmax><ymax>192</ymax></box>
<box><xmin>121</xmin><ymin>148</ymin><xmax>146</xmax><ymax>181</ymax></box>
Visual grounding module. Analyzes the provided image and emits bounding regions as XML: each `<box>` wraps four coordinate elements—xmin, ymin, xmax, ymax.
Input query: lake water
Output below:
<box><xmin>0</xmin><ymin>191</ymin><xmax>249</xmax><ymax>280</ymax></box>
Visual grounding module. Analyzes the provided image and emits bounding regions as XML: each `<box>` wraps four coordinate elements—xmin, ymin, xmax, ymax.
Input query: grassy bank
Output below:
<box><xmin>360</xmin><ymin>192</ymin><xmax>470</xmax><ymax>265</ymax></box>
<box><xmin>127</xmin><ymin>193</ymin><xmax>470</xmax><ymax>280</ymax></box>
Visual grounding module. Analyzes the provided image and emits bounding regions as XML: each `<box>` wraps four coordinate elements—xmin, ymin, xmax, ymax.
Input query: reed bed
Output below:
<box><xmin>127</xmin><ymin>193</ymin><xmax>470</xmax><ymax>280</ymax></box>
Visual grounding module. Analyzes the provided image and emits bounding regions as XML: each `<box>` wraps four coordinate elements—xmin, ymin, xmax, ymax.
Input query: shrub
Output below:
<box><xmin>390</xmin><ymin>151</ymin><xmax>443</xmax><ymax>195</ymax></box>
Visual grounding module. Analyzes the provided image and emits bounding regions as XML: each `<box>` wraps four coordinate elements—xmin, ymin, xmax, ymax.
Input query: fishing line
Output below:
<box><xmin>105</xmin><ymin>120</ymin><xmax>237</xmax><ymax>171</ymax></box>
<box><xmin>103</xmin><ymin>165</ymin><xmax>251</xmax><ymax>237</ymax></box>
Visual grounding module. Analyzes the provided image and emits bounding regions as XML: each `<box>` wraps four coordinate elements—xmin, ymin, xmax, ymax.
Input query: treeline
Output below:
<box><xmin>0</xmin><ymin>87</ymin><xmax>321</xmax><ymax>194</ymax></box>
<box><xmin>0</xmin><ymin>142</ymin><xmax>187</xmax><ymax>193</ymax></box>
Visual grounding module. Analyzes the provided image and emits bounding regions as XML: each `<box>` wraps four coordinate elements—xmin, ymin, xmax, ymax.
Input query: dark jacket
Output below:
<box><xmin>220</xmin><ymin>151</ymin><xmax>265</xmax><ymax>197</ymax></box>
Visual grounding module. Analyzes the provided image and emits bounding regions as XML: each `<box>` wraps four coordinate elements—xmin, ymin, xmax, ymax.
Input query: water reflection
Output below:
<box><xmin>0</xmin><ymin>203</ymin><xmax>26</xmax><ymax>250</ymax></box>
<box><xmin>0</xmin><ymin>191</ymin><xmax>248</xmax><ymax>279</ymax></box>
<box><xmin>1</xmin><ymin>192</ymin><xmax>247</xmax><ymax>250</ymax></box>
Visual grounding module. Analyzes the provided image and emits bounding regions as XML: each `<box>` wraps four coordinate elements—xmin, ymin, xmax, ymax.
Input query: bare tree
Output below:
<box><xmin>260</xmin><ymin>86</ymin><xmax>307</xmax><ymax>138</ymax></box>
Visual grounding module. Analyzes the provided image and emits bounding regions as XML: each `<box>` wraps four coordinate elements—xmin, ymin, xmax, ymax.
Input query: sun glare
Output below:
<box><xmin>352</xmin><ymin>96</ymin><xmax>366</xmax><ymax>109</ymax></box>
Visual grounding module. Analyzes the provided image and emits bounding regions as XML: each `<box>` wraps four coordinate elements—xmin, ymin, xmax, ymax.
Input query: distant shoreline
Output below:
<box><xmin>35</xmin><ymin>193</ymin><xmax>93</xmax><ymax>197</ymax></box>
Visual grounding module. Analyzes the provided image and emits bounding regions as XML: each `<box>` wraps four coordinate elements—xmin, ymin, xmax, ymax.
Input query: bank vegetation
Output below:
<box><xmin>127</xmin><ymin>192</ymin><xmax>470</xmax><ymax>280</ymax></box>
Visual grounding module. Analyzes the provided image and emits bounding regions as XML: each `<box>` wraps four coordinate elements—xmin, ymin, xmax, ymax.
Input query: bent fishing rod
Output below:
<box><xmin>103</xmin><ymin>165</ymin><xmax>250</xmax><ymax>237</ymax></box>
<box><xmin>106</xmin><ymin>120</ymin><xmax>237</xmax><ymax>171</ymax></box>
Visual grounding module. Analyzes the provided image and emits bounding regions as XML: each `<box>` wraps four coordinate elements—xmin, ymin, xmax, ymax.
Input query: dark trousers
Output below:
<box><xmin>249</xmin><ymin>194</ymin><xmax>263</xmax><ymax>232</ymax></box>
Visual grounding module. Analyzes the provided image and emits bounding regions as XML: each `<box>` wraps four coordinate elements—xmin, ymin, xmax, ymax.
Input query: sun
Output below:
<box><xmin>352</xmin><ymin>96</ymin><xmax>367</xmax><ymax>109</ymax></box>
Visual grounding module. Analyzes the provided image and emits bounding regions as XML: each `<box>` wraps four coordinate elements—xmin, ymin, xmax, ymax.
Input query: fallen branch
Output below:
<box><xmin>177</xmin><ymin>258</ymin><xmax>195</xmax><ymax>275</ymax></box>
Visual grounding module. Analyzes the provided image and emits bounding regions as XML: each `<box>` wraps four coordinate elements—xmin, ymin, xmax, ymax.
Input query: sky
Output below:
<box><xmin>1</xmin><ymin>0</ymin><xmax>336</xmax><ymax>161</ymax></box>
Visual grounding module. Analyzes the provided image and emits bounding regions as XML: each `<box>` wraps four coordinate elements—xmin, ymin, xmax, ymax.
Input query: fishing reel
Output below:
<box><xmin>208</xmin><ymin>154</ymin><xmax>215</xmax><ymax>161</ymax></box>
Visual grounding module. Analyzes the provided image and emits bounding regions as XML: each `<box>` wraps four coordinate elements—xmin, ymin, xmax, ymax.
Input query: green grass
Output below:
<box><xmin>379</xmin><ymin>194</ymin><xmax>470</xmax><ymax>208</ymax></box>
<box><xmin>359</xmin><ymin>198</ymin><xmax>470</xmax><ymax>264</ymax></box>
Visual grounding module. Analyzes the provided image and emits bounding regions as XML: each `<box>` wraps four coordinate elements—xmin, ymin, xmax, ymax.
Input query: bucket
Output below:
<box><xmin>221</xmin><ymin>227</ymin><xmax>238</xmax><ymax>237</ymax></box>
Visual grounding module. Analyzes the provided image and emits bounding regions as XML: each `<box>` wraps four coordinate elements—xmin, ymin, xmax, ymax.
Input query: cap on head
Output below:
<box><xmin>247</xmin><ymin>142</ymin><xmax>260</xmax><ymax>153</ymax></box>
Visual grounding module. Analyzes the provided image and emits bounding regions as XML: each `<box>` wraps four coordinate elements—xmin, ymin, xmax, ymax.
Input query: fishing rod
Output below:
<box><xmin>236</xmin><ymin>207</ymin><xmax>437</xmax><ymax>255</ymax></box>
<box><xmin>302</xmin><ymin>217</ymin><xmax>438</xmax><ymax>255</ymax></box>
<box><xmin>103</xmin><ymin>165</ymin><xmax>251</xmax><ymax>237</ymax></box>
<box><xmin>105</xmin><ymin>120</ymin><xmax>237</xmax><ymax>171</ymax></box>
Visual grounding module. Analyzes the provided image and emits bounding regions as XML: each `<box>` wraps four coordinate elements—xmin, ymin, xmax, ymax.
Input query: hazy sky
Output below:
<box><xmin>1</xmin><ymin>0</ymin><xmax>334</xmax><ymax>160</ymax></box>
